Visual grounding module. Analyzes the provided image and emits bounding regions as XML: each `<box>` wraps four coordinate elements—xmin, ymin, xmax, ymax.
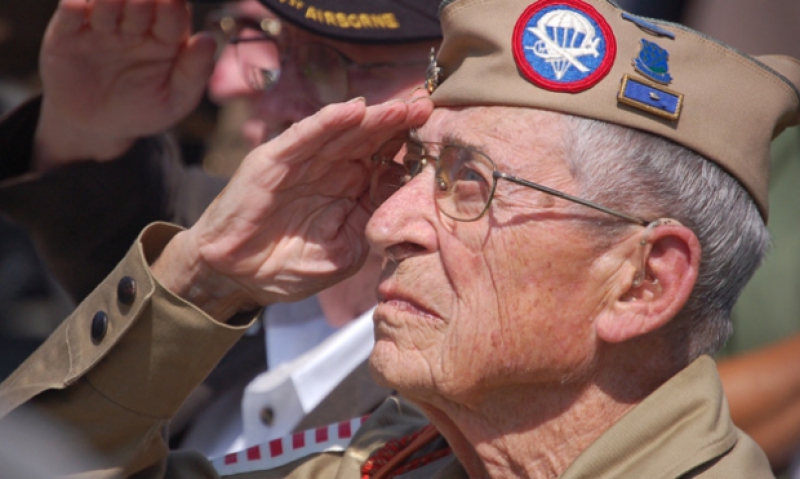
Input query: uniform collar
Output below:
<box><xmin>561</xmin><ymin>355</ymin><xmax>738</xmax><ymax>479</ymax></box>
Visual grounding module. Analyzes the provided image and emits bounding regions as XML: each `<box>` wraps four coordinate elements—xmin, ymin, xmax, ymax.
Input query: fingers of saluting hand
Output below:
<box><xmin>89</xmin><ymin>0</ymin><xmax>124</xmax><ymax>34</ymax></box>
<box><xmin>53</xmin><ymin>0</ymin><xmax>189</xmax><ymax>41</ymax></box>
<box><xmin>120</xmin><ymin>0</ymin><xmax>155</xmax><ymax>36</ymax></box>
<box><xmin>239</xmin><ymin>97</ymin><xmax>433</xmax><ymax>203</ymax></box>
<box><xmin>50</xmin><ymin>0</ymin><xmax>88</xmax><ymax>34</ymax></box>
<box><xmin>326</xmin><ymin>95</ymin><xmax>434</xmax><ymax>160</ymax></box>
<box><xmin>171</xmin><ymin>32</ymin><xmax>217</xmax><ymax>96</ymax></box>
<box><xmin>152</xmin><ymin>0</ymin><xmax>192</xmax><ymax>44</ymax></box>
<box><xmin>268</xmin><ymin>96</ymin><xmax>434</xmax><ymax>170</ymax></box>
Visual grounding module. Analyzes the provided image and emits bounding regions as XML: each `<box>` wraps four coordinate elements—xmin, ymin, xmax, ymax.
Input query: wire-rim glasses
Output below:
<box><xmin>209</xmin><ymin>13</ymin><xmax>427</xmax><ymax>105</ymax></box>
<box><xmin>370</xmin><ymin>138</ymin><xmax>650</xmax><ymax>225</ymax></box>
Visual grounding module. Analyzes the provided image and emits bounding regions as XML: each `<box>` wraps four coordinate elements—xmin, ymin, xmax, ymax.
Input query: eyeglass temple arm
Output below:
<box><xmin>494</xmin><ymin>172</ymin><xmax>650</xmax><ymax>226</ymax></box>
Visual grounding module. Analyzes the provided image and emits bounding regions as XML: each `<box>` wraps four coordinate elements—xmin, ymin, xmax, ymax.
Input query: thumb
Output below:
<box><xmin>171</xmin><ymin>31</ymin><xmax>217</xmax><ymax>113</ymax></box>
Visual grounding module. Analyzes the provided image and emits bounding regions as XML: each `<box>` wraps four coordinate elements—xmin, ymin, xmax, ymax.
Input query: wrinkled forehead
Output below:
<box><xmin>422</xmin><ymin>105</ymin><xmax>567</xmax><ymax>147</ymax></box>
<box><xmin>418</xmin><ymin>106</ymin><xmax>571</xmax><ymax>168</ymax></box>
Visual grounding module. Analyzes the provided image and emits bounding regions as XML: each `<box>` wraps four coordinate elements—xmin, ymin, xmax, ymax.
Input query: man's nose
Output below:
<box><xmin>367</xmin><ymin>168</ymin><xmax>439</xmax><ymax>261</ymax></box>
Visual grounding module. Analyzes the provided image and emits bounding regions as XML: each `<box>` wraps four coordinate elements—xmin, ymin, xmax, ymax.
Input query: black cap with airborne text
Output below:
<box><xmin>192</xmin><ymin>0</ymin><xmax>442</xmax><ymax>44</ymax></box>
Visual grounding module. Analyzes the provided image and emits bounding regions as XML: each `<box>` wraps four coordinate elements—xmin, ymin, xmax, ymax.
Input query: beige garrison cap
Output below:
<box><xmin>427</xmin><ymin>0</ymin><xmax>800</xmax><ymax>220</ymax></box>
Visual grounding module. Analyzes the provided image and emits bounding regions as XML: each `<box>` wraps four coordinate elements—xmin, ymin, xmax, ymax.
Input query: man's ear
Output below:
<box><xmin>595</xmin><ymin>221</ymin><xmax>701</xmax><ymax>343</ymax></box>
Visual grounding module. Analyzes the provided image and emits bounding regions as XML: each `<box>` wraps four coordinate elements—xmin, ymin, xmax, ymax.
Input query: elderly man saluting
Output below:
<box><xmin>1</xmin><ymin>0</ymin><xmax>799</xmax><ymax>477</ymax></box>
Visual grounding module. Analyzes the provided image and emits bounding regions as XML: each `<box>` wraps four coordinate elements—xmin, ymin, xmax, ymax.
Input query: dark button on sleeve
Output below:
<box><xmin>117</xmin><ymin>276</ymin><xmax>137</xmax><ymax>305</ymax></box>
<box><xmin>91</xmin><ymin>311</ymin><xmax>108</xmax><ymax>343</ymax></box>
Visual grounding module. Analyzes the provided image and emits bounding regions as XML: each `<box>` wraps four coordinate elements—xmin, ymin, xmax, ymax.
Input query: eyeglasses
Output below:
<box><xmin>208</xmin><ymin>13</ymin><xmax>428</xmax><ymax>106</ymax></box>
<box><xmin>370</xmin><ymin>138</ymin><xmax>650</xmax><ymax>224</ymax></box>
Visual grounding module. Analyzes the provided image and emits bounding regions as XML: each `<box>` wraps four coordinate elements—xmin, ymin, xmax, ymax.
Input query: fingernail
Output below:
<box><xmin>347</xmin><ymin>96</ymin><xmax>366</xmax><ymax>104</ymax></box>
<box><xmin>408</xmin><ymin>86</ymin><xmax>429</xmax><ymax>98</ymax></box>
<box><xmin>410</xmin><ymin>96</ymin><xmax>434</xmax><ymax>104</ymax></box>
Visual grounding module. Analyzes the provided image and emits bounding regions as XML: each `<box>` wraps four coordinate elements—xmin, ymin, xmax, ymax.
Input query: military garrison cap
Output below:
<box><xmin>428</xmin><ymin>0</ymin><xmax>800</xmax><ymax>220</ymax></box>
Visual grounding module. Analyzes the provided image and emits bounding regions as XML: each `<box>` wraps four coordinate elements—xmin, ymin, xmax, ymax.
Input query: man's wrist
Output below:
<box><xmin>150</xmin><ymin>231</ymin><xmax>259</xmax><ymax>323</ymax></box>
<box><xmin>33</xmin><ymin>106</ymin><xmax>135</xmax><ymax>172</ymax></box>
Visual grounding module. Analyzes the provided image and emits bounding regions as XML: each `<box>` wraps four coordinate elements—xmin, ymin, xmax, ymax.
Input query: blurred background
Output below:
<box><xmin>0</xmin><ymin>0</ymin><xmax>229</xmax><ymax>379</ymax></box>
<box><xmin>0</xmin><ymin>0</ymin><xmax>69</xmax><ymax>380</ymax></box>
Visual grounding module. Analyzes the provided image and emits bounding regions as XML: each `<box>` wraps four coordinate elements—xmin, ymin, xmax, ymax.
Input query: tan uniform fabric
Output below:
<box><xmin>561</xmin><ymin>356</ymin><xmax>773</xmax><ymax>478</ymax></box>
<box><xmin>248</xmin><ymin>356</ymin><xmax>772</xmax><ymax>479</ymax></box>
<box><xmin>0</xmin><ymin>222</ymin><xmax>258</xmax><ymax>477</ymax></box>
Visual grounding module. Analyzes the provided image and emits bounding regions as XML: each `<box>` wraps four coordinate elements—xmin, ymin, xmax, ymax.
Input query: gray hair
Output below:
<box><xmin>562</xmin><ymin>116</ymin><xmax>770</xmax><ymax>360</ymax></box>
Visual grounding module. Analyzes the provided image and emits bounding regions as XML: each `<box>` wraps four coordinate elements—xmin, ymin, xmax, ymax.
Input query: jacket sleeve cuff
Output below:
<box><xmin>84</xmin><ymin>222</ymin><xmax>260</xmax><ymax>418</ymax></box>
<box><xmin>0</xmin><ymin>222</ymin><xmax>259</xmax><ymax>420</ymax></box>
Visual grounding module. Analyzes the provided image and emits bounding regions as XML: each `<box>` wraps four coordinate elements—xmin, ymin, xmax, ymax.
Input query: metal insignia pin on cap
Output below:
<box><xmin>426</xmin><ymin>47</ymin><xmax>443</xmax><ymax>94</ymax></box>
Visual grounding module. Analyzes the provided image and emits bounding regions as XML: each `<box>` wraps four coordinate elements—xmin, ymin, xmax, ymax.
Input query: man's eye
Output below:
<box><xmin>457</xmin><ymin>167</ymin><xmax>484</xmax><ymax>182</ymax></box>
<box><xmin>383</xmin><ymin>163</ymin><xmax>408</xmax><ymax>185</ymax></box>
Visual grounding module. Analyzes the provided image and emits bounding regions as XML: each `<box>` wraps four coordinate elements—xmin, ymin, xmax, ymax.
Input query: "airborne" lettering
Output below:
<box><xmin>304</xmin><ymin>7</ymin><xmax>400</xmax><ymax>30</ymax></box>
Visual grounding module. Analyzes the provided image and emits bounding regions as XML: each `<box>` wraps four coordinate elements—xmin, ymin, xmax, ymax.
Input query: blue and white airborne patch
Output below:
<box><xmin>512</xmin><ymin>0</ymin><xmax>617</xmax><ymax>93</ymax></box>
<box><xmin>618</xmin><ymin>74</ymin><xmax>683</xmax><ymax>121</ymax></box>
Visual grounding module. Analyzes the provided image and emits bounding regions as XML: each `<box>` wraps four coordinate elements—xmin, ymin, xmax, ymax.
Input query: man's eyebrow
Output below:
<box><xmin>409</xmin><ymin>130</ymin><xmax>490</xmax><ymax>154</ymax></box>
<box><xmin>440</xmin><ymin>132</ymin><xmax>486</xmax><ymax>152</ymax></box>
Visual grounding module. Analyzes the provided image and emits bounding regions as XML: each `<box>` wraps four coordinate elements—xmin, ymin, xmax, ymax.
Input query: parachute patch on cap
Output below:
<box><xmin>512</xmin><ymin>0</ymin><xmax>616</xmax><ymax>93</ymax></box>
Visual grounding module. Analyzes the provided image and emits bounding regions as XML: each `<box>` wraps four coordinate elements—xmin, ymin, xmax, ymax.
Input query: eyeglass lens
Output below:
<box><xmin>371</xmin><ymin>139</ymin><xmax>496</xmax><ymax>221</ymax></box>
<box><xmin>296</xmin><ymin>43</ymin><xmax>349</xmax><ymax>105</ymax></box>
<box><xmin>234</xmin><ymin>27</ymin><xmax>350</xmax><ymax>105</ymax></box>
<box><xmin>234</xmin><ymin>28</ymin><xmax>282</xmax><ymax>91</ymax></box>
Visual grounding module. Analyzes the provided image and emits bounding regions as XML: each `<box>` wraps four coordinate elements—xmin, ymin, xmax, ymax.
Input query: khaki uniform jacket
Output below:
<box><xmin>0</xmin><ymin>222</ymin><xmax>774</xmax><ymax>478</ymax></box>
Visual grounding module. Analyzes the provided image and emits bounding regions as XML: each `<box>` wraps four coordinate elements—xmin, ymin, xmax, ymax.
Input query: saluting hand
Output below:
<box><xmin>152</xmin><ymin>96</ymin><xmax>434</xmax><ymax>322</ymax></box>
<box><xmin>34</xmin><ymin>0</ymin><xmax>216</xmax><ymax>170</ymax></box>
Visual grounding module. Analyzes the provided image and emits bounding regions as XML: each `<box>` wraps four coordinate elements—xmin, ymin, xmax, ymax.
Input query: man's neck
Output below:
<box><xmin>417</xmin><ymin>380</ymin><xmax>641</xmax><ymax>479</ymax></box>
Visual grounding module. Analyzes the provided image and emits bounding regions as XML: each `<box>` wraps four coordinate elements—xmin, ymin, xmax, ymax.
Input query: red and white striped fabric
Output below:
<box><xmin>211</xmin><ymin>416</ymin><xmax>370</xmax><ymax>475</ymax></box>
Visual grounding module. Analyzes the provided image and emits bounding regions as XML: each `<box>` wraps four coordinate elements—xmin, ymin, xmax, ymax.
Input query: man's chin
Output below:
<box><xmin>368</xmin><ymin>341</ymin><xmax>416</xmax><ymax>391</ymax></box>
<box><xmin>367</xmin><ymin>343</ymin><xmax>432</xmax><ymax>398</ymax></box>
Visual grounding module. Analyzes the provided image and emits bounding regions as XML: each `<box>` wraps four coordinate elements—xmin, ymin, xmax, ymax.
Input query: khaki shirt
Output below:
<box><xmin>250</xmin><ymin>356</ymin><xmax>773</xmax><ymax>479</ymax></box>
<box><xmin>560</xmin><ymin>356</ymin><xmax>774</xmax><ymax>478</ymax></box>
<box><xmin>0</xmin><ymin>223</ymin><xmax>774</xmax><ymax>478</ymax></box>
